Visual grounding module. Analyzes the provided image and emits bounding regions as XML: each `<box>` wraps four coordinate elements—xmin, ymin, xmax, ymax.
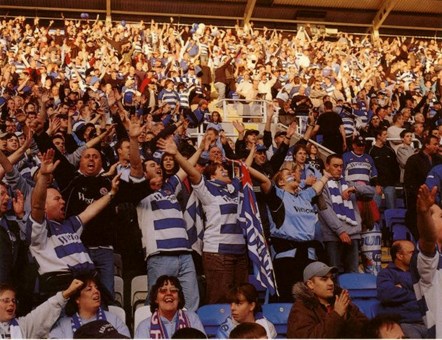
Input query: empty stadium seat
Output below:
<box><xmin>337</xmin><ymin>273</ymin><xmax>380</xmax><ymax>318</ymax></box>
<box><xmin>392</xmin><ymin>224</ymin><xmax>416</xmax><ymax>243</ymax></box>
<box><xmin>131</xmin><ymin>275</ymin><xmax>148</xmax><ymax>315</ymax></box>
<box><xmin>337</xmin><ymin>273</ymin><xmax>377</xmax><ymax>298</ymax></box>
<box><xmin>352</xmin><ymin>299</ymin><xmax>381</xmax><ymax>319</ymax></box>
<box><xmin>133</xmin><ymin>305</ymin><xmax>152</xmax><ymax>333</ymax></box>
<box><xmin>113</xmin><ymin>253</ymin><xmax>123</xmax><ymax>277</ymax></box>
<box><xmin>262</xmin><ymin>303</ymin><xmax>292</xmax><ymax>337</ymax></box>
<box><xmin>384</xmin><ymin>209</ymin><xmax>406</xmax><ymax>231</ymax></box>
<box><xmin>108</xmin><ymin>305</ymin><xmax>126</xmax><ymax>323</ymax></box>
<box><xmin>197</xmin><ymin>304</ymin><xmax>230</xmax><ymax>338</ymax></box>
<box><xmin>114</xmin><ymin>275</ymin><xmax>124</xmax><ymax>307</ymax></box>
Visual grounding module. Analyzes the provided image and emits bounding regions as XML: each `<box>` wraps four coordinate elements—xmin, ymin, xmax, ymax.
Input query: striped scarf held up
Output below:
<box><xmin>327</xmin><ymin>177</ymin><xmax>358</xmax><ymax>226</ymax></box>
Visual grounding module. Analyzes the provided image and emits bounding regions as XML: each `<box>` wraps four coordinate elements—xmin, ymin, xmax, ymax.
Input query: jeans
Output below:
<box><xmin>202</xmin><ymin>252</ymin><xmax>248</xmax><ymax>304</ymax></box>
<box><xmin>89</xmin><ymin>248</ymin><xmax>115</xmax><ymax>302</ymax></box>
<box><xmin>325</xmin><ymin>239</ymin><xmax>359</xmax><ymax>273</ymax></box>
<box><xmin>400</xmin><ymin>322</ymin><xmax>428</xmax><ymax>339</ymax></box>
<box><xmin>374</xmin><ymin>185</ymin><xmax>396</xmax><ymax>209</ymax></box>
<box><xmin>147</xmin><ymin>253</ymin><xmax>199</xmax><ymax>311</ymax></box>
<box><xmin>214</xmin><ymin>82</ymin><xmax>226</xmax><ymax>107</ymax></box>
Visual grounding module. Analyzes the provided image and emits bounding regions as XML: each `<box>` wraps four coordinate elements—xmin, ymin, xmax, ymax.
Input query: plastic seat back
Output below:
<box><xmin>197</xmin><ymin>304</ymin><xmax>231</xmax><ymax>338</ymax></box>
<box><xmin>262</xmin><ymin>303</ymin><xmax>292</xmax><ymax>337</ymax></box>
<box><xmin>337</xmin><ymin>273</ymin><xmax>377</xmax><ymax>298</ymax></box>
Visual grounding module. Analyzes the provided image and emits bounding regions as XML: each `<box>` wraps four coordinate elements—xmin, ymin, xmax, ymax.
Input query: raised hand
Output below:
<box><xmin>232</xmin><ymin>120</ymin><xmax>245</xmax><ymax>134</ymax></box>
<box><xmin>417</xmin><ymin>184</ymin><xmax>437</xmax><ymax>213</ymax></box>
<box><xmin>62</xmin><ymin>279</ymin><xmax>85</xmax><ymax>299</ymax></box>
<box><xmin>12</xmin><ymin>190</ymin><xmax>24</xmax><ymax>219</ymax></box>
<box><xmin>157</xmin><ymin>136</ymin><xmax>178</xmax><ymax>155</ymax></box>
<box><xmin>334</xmin><ymin>289</ymin><xmax>350</xmax><ymax>317</ymax></box>
<box><xmin>128</xmin><ymin>117</ymin><xmax>145</xmax><ymax>139</ymax></box>
<box><xmin>110</xmin><ymin>173</ymin><xmax>121</xmax><ymax>195</ymax></box>
<box><xmin>39</xmin><ymin>149</ymin><xmax>60</xmax><ymax>176</ymax></box>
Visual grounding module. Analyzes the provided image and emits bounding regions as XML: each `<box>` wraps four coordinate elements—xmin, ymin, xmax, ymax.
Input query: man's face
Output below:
<box><xmin>426</xmin><ymin>138</ymin><xmax>439</xmax><ymax>155</ymax></box>
<box><xmin>352</xmin><ymin>143</ymin><xmax>365</xmax><ymax>156</ymax></box>
<box><xmin>306</xmin><ymin>273</ymin><xmax>335</xmax><ymax>304</ymax></box>
<box><xmin>378</xmin><ymin>131</ymin><xmax>388</xmax><ymax>144</ymax></box>
<box><xmin>326</xmin><ymin>158</ymin><xmax>343</xmax><ymax>179</ymax></box>
<box><xmin>209</xmin><ymin>147</ymin><xmax>223</xmax><ymax>164</ymax></box>
<box><xmin>45</xmin><ymin>188</ymin><xmax>66</xmax><ymax>221</ymax></box>
<box><xmin>397</xmin><ymin>241</ymin><xmax>415</xmax><ymax>267</ymax></box>
<box><xmin>0</xmin><ymin>184</ymin><xmax>10</xmax><ymax>216</ymax></box>
<box><xmin>254</xmin><ymin>149</ymin><xmax>267</xmax><ymax>166</ymax></box>
<box><xmin>79</xmin><ymin>149</ymin><xmax>102</xmax><ymax>176</ymax></box>
<box><xmin>53</xmin><ymin>137</ymin><xmax>66</xmax><ymax>154</ymax></box>
<box><xmin>402</xmin><ymin>133</ymin><xmax>413</xmax><ymax>146</ymax></box>
<box><xmin>117</xmin><ymin>141</ymin><xmax>130</xmax><ymax>162</ymax></box>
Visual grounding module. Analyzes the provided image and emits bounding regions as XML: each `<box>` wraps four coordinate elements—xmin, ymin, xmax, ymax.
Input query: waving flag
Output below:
<box><xmin>238</xmin><ymin>162</ymin><xmax>277</xmax><ymax>296</ymax></box>
<box><xmin>184</xmin><ymin>190</ymin><xmax>204</xmax><ymax>255</ymax></box>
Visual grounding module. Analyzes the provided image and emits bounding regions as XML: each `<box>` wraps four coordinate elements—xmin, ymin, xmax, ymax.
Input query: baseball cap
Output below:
<box><xmin>244</xmin><ymin>129</ymin><xmax>259</xmax><ymax>138</ymax></box>
<box><xmin>74</xmin><ymin>320</ymin><xmax>129</xmax><ymax>338</ymax></box>
<box><xmin>353</xmin><ymin>135</ymin><xmax>366</xmax><ymax>147</ymax></box>
<box><xmin>256</xmin><ymin>144</ymin><xmax>267</xmax><ymax>152</ymax></box>
<box><xmin>303</xmin><ymin>261</ymin><xmax>338</xmax><ymax>282</ymax></box>
<box><xmin>275</xmin><ymin>130</ymin><xmax>287</xmax><ymax>138</ymax></box>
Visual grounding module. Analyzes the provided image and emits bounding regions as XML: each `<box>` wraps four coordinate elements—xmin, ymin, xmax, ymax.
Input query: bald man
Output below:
<box><xmin>377</xmin><ymin>240</ymin><xmax>427</xmax><ymax>338</ymax></box>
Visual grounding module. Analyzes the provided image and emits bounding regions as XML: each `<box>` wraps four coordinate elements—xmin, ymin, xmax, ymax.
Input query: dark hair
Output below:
<box><xmin>399</xmin><ymin>129</ymin><xmax>411</xmax><ymax>139</ymax></box>
<box><xmin>203</xmin><ymin>162</ymin><xmax>225</xmax><ymax>179</ymax></box>
<box><xmin>229</xmin><ymin>322</ymin><xmax>267</xmax><ymax>339</ymax></box>
<box><xmin>324</xmin><ymin>101</ymin><xmax>333</xmax><ymax>111</ymax></box>
<box><xmin>65</xmin><ymin>273</ymin><xmax>102</xmax><ymax>316</ymax></box>
<box><xmin>226</xmin><ymin>283</ymin><xmax>261</xmax><ymax>315</ymax></box>
<box><xmin>364</xmin><ymin>314</ymin><xmax>402</xmax><ymax>339</ymax></box>
<box><xmin>172</xmin><ymin>327</ymin><xmax>207</xmax><ymax>339</ymax></box>
<box><xmin>0</xmin><ymin>283</ymin><xmax>16</xmax><ymax>295</ymax></box>
<box><xmin>115</xmin><ymin>138</ymin><xmax>129</xmax><ymax>152</ymax></box>
<box><xmin>326</xmin><ymin>153</ymin><xmax>342</xmax><ymax>165</ymax></box>
<box><xmin>423</xmin><ymin>134</ymin><xmax>439</xmax><ymax>149</ymax></box>
<box><xmin>160</xmin><ymin>152</ymin><xmax>179</xmax><ymax>177</ymax></box>
<box><xmin>374</xmin><ymin>127</ymin><xmax>387</xmax><ymax>139</ymax></box>
<box><xmin>292</xmin><ymin>144</ymin><xmax>307</xmax><ymax>162</ymax></box>
<box><xmin>149</xmin><ymin>275</ymin><xmax>185</xmax><ymax>313</ymax></box>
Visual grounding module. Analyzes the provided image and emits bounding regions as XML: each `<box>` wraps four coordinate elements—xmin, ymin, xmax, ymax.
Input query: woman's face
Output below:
<box><xmin>155</xmin><ymin>281</ymin><xmax>180</xmax><ymax>315</ymax></box>
<box><xmin>230</xmin><ymin>293</ymin><xmax>255</xmax><ymax>324</ymax></box>
<box><xmin>309</xmin><ymin>144</ymin><xmax>317</xmax><ymax>155</ymax></box>
<box><xmin>76</xmin><ymin>280</ymin><xmax>101</xmax><ymax>313</ymax></box>
<box><xmin>0</xmin><ymin>290</ymin><xmax>16</xmax><ymax>322</ymax></box>
<box><xmin>295</xmin><ymin>148</ymin><xmax>307</xmax><ymax>165</ymax></box>
<box><xmin>162</xmin><ymin>155</ymin><xmax>175</xmax><ymax>173</ymax></box>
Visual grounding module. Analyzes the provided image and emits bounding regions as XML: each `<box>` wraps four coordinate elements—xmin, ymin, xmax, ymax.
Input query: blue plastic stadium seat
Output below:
<box><xmin>337</xmin><ymin>273</ymin><xmax>377</xmax><ymax>298</ymax></box>
<box><xmin>353</xmin><ymin>298</ymin><xmax>381</xmax><ymax>319</ymax></box>
<box><xmin>383</xmin><ymin>209</ymin><xmax>406</xmax><ymax>231</ymax></box>
<box><xmin>196</xmin><ymin>304</ymin><xmax>230</xmax><ymax>338</ymax></box>
<box><xmin>392</xmin><ymin>224</ymin><xmax>416</xmax><ymax>243</ymax></box>
<box><xmin>262</xmin><ymin>303</ymin><xmax>292</xmax><ymax>337</ymax></box>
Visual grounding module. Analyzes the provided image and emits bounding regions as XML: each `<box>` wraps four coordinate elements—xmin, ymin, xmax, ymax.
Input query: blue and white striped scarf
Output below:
<box><xmin>327</xmin><ymin>177</ymin><xmax>358</xmax><ymax>226</ymax></box>
<box><xmin>71</xmin><ymin>307</ymin><xmax>107</xmax><ymax>333</ymax></box>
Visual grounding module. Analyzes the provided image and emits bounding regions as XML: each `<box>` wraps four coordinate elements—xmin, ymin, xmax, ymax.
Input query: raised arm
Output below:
<box><xmin>31</xmin><ymin>149</ymin><xmax>60</xmax><ymax>224</ymax></box>
<box><xmin>78</xmin><ymin>174</ymin><xmax>120</xmax><ymax>225</ymax></box>
<box><xmin>417</xmin><ymin>184</ymin><xmax>439</xmax><ymax>257</ymax></box>
<box><xmin>158</xmin><ymin>138</ymin><xmax>202</xmax><ymax>185</ymax></box>
<box><xmin>127</xmin><ymin>118</ymin><xmax>145</xmax><ymax>178</ymax></box>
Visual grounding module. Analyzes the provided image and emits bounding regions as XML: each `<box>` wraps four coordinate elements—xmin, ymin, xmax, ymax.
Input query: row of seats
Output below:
<box><xmin>113</xmin><ymin>273</ymin><xmax>382</xmax><ymax>337</ymax></box>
